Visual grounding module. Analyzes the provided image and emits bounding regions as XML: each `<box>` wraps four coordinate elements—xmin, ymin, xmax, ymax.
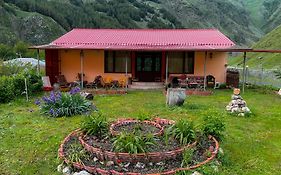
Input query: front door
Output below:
<box><xmin>136</xmin><ymin>52</ymin><xmax>162</xmax><ymax>82</ymax></box>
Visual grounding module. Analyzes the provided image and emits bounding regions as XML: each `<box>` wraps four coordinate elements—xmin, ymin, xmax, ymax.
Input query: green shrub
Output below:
<box><xmin>136</xmin><ymin>111</ymin><xmax>152</xmax><ymax>121</ymax></box>
<box><xmin>167</xmin><ymin>119</ymin><xmax>195</xmax><ymax>145</ymax></box>
<box><xmin>202</xmin><ymin>115</ymin><xmax>225</xmax><ymax>140</ymax></box>
<box><xmin>112</xmin><ymin>132</ymin><xmax>155</xmax><ymax>154</ymax></box>
<box><xmin>181</xmin><ymin>148</ymin><xmax>194</xmax><ymax>167</ymax></box>
<box><xmin>67</xmin><ymin>143</ymin><xmax>90</xmax><ymax>165</ymax></box>
<box><xmin>81</xmin><ymin>113</ymin><xmax>108</xmax><ymax>138</ymax></box>
<box><xmin>0</xmin><ymin>76</ymin><xmax>15</xmax><ymax>103</ymax></box>
<box><xmin>36</xmin><ymin>87</ymin><xmax>95</xmax><ymax>117</ymax></box>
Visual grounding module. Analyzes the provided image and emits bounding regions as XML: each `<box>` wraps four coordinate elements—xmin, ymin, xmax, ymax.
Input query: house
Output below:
<box><xmin>33</xmin><ymin>29</ymin><xmax>236</xmax><ymax>87</ymax></box>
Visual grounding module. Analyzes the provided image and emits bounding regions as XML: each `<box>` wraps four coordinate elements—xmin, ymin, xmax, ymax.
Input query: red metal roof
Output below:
<box><xmin>40</xmin><ymin>29</ymin><xmax>236</xmax><ymax>50</ymax></box>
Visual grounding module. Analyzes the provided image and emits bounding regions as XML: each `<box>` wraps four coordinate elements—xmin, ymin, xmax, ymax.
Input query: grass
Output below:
<box><xmin>0</xmin><ymin>89</ymin><xmax>281</xmax><ymax>174</ymax></box>
<box><xmin>228</xmin><ymin>25</ymin><xmax>281</xmax><ymax>69</ymax></box>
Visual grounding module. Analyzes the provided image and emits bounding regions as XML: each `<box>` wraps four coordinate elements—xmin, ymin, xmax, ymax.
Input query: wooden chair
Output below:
<box><xmin>103</xmin><ymin>76</ymin><xmax>113</xmax><ymax>89</ymax></box>
<box><xmin>118</xmin><ymin>76</ymin><xmax>127</xmax><ymax>88</ymax></box>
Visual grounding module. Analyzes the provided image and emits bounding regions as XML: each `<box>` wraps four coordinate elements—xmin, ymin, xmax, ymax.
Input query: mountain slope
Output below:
<box><xmin>228</xmin><ymin>25</ymin><xmax>281</xmax><ymax>69</ymax></box>
<box><xmin>0</xmin><ymin>0</ymin><xmax>265</xmax><ymax>46</ymax></box>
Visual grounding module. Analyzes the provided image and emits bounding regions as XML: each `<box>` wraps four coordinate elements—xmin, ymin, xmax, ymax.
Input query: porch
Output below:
<box><xmin>45</xmin><ymin>49</ymin><xmax>227</xmax><ymax>91</ymax></box>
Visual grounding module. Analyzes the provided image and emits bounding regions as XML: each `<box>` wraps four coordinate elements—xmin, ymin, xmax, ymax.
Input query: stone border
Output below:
<box><xmin>59</xmin><ymin>130</ymin><xmax>219</xmax><ymax>175</ymax></box>
<box><xmin>79</xmin><ymin>133</ymin><xmax>196</xmax><ymax>163</ymax></box>
<box><xmin>109</xmin><ymin>119</ymin><xmax>164</xmax><ymax>136</ymax></box>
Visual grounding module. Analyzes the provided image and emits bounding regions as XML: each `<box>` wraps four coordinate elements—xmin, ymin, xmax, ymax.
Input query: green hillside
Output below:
<box><xmin>0</xmin><ymin>0</ymin><xmax>269</xmax><ymax>46</ymax></box>
<box><xmin>228</xmin><ymin>25</ymin><xmax>281</xmax><ymax>69</ymax></box>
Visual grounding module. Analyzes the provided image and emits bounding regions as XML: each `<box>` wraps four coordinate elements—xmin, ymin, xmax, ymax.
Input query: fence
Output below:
<box><xmin>228</xmin><ymin>67</ymin><xmax>281</xmax><ymax>88</ymax></box>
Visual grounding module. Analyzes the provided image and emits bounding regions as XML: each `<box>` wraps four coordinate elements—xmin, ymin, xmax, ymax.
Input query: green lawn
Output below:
<box><xmin>0</xmin><ymin>89</ymin><xmax>281</xmax><ymax>175</ymax></box>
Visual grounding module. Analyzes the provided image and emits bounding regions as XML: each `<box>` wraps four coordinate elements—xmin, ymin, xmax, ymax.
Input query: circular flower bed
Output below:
<box><xmin>109</xmin><ymin>119</ymin><xmax>164</xmax><ymax>136</ymax></box>
<box><xmin>58</xmin><ymin>117</ymin><xmax>220</xmax><ymax>175</ymax></box>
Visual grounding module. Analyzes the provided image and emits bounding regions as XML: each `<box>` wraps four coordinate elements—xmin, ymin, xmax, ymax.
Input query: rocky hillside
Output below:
<box><xmin>0</xmin><ymin>0</ymin><xmax>281</xmax><ymax>46</ymax></box>
<box><xmin>228</xmin><ymin>25</ymin><xmax>281</xmax><ymax>69</ymax></box>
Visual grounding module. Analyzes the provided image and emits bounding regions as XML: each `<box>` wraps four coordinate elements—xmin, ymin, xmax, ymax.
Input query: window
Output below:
<box><xmin>105</xmin><ymin>51</ymin><xmax>131</xmax><ymax>73</ymax></box>
<box><xmin>168</xmin><ymin>52</ymin><xmax>194</xmax><ymax>74</ymax></box>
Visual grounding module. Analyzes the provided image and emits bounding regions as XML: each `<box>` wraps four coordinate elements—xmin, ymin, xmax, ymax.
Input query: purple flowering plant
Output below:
<box><xmin>36</xmin><ymin>87</ymin><xmax>95</xmax><ymax>117</ymax></box>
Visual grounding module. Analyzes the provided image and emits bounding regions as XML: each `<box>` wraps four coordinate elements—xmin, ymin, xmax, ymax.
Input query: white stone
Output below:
<box><xmin>278</xmin><ymin>89</ymin><xmax>281</xmax><ymax>96</ymax></box>
<box><xmin>156</xmin><ymin>161</ymin><xmax>165</xmax><ymax>166</ymax></box>
<box><xmin>93</xmin><ymin>157</ymin><xmax>98</xmax><ymax>162</ymax></box>
<box><xmin>191</xmin><ymin>171</ymin><xmax>202</xmax><ymax>175</ymax></box>
<box><xmin>226</xmin><ymin>105</ymin><xmax>231</xmax><ymax>111</ymax></box>
<box><xmin>219</xmin><ymin>148</ymin><xmax>224</xmax><ymax>155</ymax></box>
<box><xmin>231</xmin><ymin>107</ymin><xmax>239</xmax><ymax>113</ymax></box>
<box><xmin>135</xmin><ymin>162</ymin><xmax>145</xmax><ymax>169</ymax></box>
<box><xmin>62</xmin><ymin>167</ymin><xmax>71</xmax><ymax>175</ymax></box>
<box><xmin>57</xmin><ymin>163</ymin><xmax>64</xmax><ymax>173</ymax></box>
<box><xmin>124</xmin><ymin>162</ymin><xmax>130</xmax><ymax>168</ymax></box>
<box><xmin>242</xmin><ymin>107</ymin><xmax>250</xmax><ymax>113</ymax></box>
<box><xmin>73</xmin><ymin>170</ymin><xmax>92</xmax><ymax>175</ymax></box>
<box><xmin>106</xmin><ymin>161</ymin><xmax>114</xmax><ymax>167</ymax></box>
<box><xmin>238</xmin><ymin>113</ymin><xmax>245</xmax><ymax>117</ymax></box>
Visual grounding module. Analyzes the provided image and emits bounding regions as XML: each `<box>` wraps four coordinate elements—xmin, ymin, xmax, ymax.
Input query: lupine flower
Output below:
<box><xmin>34</xmin><ymin>99</ymin><xmax>41</xmax><ymax>105</ymax></box>
<box><xmin>49</xmin><ymin>108</ymin><xmax>54</xmax><ymax>115</ymax></box>
<box><xmin>69</xmin><ymin>87</ymin><xmax>81</xmax><ymax>95</ymax></box>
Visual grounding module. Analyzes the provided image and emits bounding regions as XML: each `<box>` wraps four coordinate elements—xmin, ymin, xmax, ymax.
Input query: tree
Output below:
<box><xmin>14</xmin><ymin>41</ymin><xmax>28</xmax><ymax>58</ymax></box>
<box><xmin>0</xmin><ymin>44</ymin><xmax>16</xmax><ymax>60</ymax></box>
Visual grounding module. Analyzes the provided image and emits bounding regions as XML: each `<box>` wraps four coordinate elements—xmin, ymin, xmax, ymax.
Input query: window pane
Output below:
<box><xmin>184</xmin><ymin>52</ymin><xmax>194</xmax><ymax>74</ymax></box>
<box><xmin>143</xmin><ymin>57</ymin><xmax>152</xmax><ymax>71</ymax></box>
<box><xmin>115</xmin><ymin>51</ymin><xmax>131</xmax><ymax>72</ymax></box>
<box><xmin>105</xmin><ymin>51</ymin><xmax>114</xmax><ymax>72</ymax></box>
<box><xmin>155</xmin><ymin>57</ymin><xmax>161</xmax><ymax>72</ymax></box>
<box><xmin>168</xmin><ymin>52</ymin><xmax>184</xmax><ymax>73</ymax></box>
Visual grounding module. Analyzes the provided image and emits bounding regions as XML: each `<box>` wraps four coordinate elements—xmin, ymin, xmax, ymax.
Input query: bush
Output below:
<box><xmin>167</xmin><ymin>119</ymin><xmax>195</xmax><ymax>145</ymax></box>
<box><xmin>0</xmin><ymin>76</ymin><xmax>15</xmax><ymax>103</ymax></box>
<box><xmin>181</xmin><ymin>148</ymin><xmax>194</xmax><ymax>167</ymax></box>
<box><xmin>202</xmin><ymin>115</ymin><xmax>225</xmax><ymax>140</ymax></box>
<box><xmin>37</xmin><ymin>87</ymin><xmax>95</xmax><ymax>117</ymax></box>
<box><xmin>112</xmin><ymin>132</ymin><xmax>155</xmax><ymax>154</ymax></box>
<box><xmin>81</xmin><ymin>113</ymin><xmax>108</xmax><ymax>138</ymax></box>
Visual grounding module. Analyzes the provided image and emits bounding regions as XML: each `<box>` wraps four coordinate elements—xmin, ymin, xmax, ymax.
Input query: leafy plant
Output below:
<box><xmin>37</xmin><ymin>88</ymin><xmax>95</xmax><ymax>117</ymax></box>
<box><xmin>202</xmin><ymin>115</ymin><xmax>225</xmax><ymax>141</ymax></box>
<box><xmin>274</xmin><ymin>70</ymin><xmax>281</xmax><ymax>79</ymax></box>
<box><xmin>112</xmin><ymin>132</ymin><xmax>155</xmax><ymax>154</ymax></box>
<box><xmin>136</xmin><ymin>111</ymin><xmax>152</xmax><ymax>121</ymax></box>
<box><xmin>81</xmin><ymin>113</ymin><xmax>108</xmax><ymax>138</ymax></box>
<box><xmin>67</xmin><ymin>143</ymin><xmax>90</xmax><ymax>165</ymax></box>
<box><xmin>167</xmin><ymin>119</ymin><xmax>195</xmax><ymax>145</ymax></box>
<box><xmin>0</xmin><ymin>76</ymin><xmax>15</xmax><ymax>103</ymax></box>
<box><xmin>181</xmin><ymin>148</ymin><xmax>194</xmax><ymax>167</ymax></box>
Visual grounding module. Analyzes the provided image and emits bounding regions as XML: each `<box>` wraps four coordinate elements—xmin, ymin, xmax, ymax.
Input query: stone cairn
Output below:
<box><xmin>226</xmin><ymin>88</ymin><xmax>251</xmax><ymax>116</ymax></box>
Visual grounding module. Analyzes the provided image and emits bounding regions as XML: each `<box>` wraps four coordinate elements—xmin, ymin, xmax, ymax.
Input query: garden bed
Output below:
<box><xmin>59</xmin><ymin>131</ymin><xmax>218</xmax><ymax>175</ymax></box>
<box><xmin>58</xmin><ymin>117</ymin><xmax>219</xmax><ymax>175</ymax></box>
<box><xmin>109</xmin><ymin>119</ymin><xmax>163</xmax><ymax>136</ymax></box>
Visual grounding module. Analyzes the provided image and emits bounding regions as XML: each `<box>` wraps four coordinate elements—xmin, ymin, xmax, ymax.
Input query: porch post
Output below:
<box><xmin>37</xmin><ymin>49</ymin><xmax>40</xmax><ymax>75</ymax></box>
<box><xmin>80</xmin><ymin>50</ymin><xmax>84</xmax><ymax>89</ymax></box>
<box><xmin>125</xmin><ymin>55</ymin><xmax>128</xmax><ymax>90</ymax></box>
<box><xmin>203</xmin><ymin>51</ymin><xmax>207</xmax><ymax>91</ymax></box>
<box><xmin>165</xmin><ymin>52</ymin><xmax>169</xmax><ymax>84</ymax></box>
<box><xmin>242</xmin><ymin>52</ymin><xmax>247</xmax><ymax>93</ymax></box>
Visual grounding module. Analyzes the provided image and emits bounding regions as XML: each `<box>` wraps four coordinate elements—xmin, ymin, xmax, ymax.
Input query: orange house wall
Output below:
<box><xmin>194</xmin><ymin>52</ymin><xmax>227</xmax><ymax>83</ymax></box>
<box><xmin>59</xmin><ymin>50</ymin><xmax>226</xmax><ymax>83</ymax></box>
<box><xmin>59</xmin><ymin>50</ymin><xmax>131</xmax><ymax>82</ymax></box>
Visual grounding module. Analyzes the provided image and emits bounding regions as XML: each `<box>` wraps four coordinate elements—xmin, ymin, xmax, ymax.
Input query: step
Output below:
<box><xmin>129</xmin><ymin>85</ymin><xmax>164</xmax><ymax>90</ymax></box>
<box><xmin>132</xmin><ymin>82</ymin><xmax>164</xmax><ymax>86</ymax></box>
<box><xmin>129</xmin><ymin>82</ymin><xmax>164</xmax><ymax>90</ymax></box>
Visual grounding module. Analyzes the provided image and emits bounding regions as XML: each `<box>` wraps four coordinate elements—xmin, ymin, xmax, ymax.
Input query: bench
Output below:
<box><xmin>169</xmin><ymin>75</ymin><xmax>205</xmax><ymax>89</ymax></box>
